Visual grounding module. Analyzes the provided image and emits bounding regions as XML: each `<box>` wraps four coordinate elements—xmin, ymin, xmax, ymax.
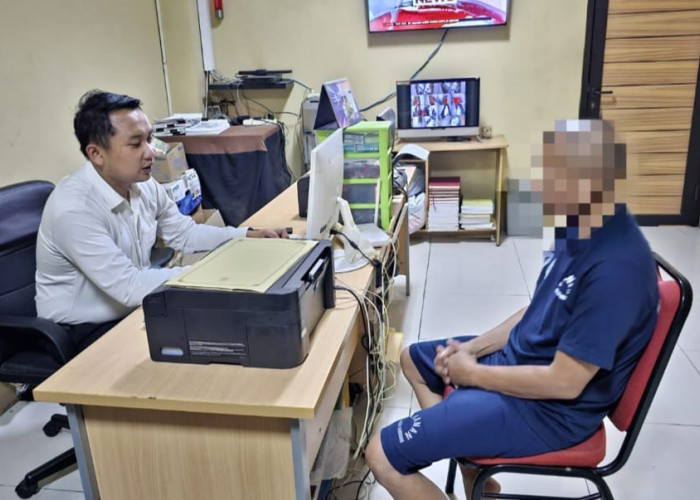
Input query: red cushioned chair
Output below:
<box><xmin>443</xmin><ymin>252</ymin><xmax>692</xmax><ymax>500</ymax></box>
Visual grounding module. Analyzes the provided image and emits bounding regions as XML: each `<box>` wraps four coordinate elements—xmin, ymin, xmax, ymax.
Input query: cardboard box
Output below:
<box><xmin>152</xmin><ymin>142</ymin><xmax>188</xmax><ymax>183</ymax></box>
<box><xmin>0</xmin><ymin>383</ymin><xmax>18</xmax><ymax>416</ymax></box>
<box><xmin>190</xmin><ymin>206</ymin><xmax>222</xmax><ymax>225</ymax></box>
<box><xmin>182</xmin><ymin>168</ymin><xmax>202</xmax><ymax>199</ymax></box>
<box><xmin>162</xmin><ymin>178</ymin><xmax>187</xmax><ymax>203</ymax></box>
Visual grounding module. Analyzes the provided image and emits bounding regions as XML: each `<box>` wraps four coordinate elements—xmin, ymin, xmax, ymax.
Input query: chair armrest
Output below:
<box><xmin>0</xmin><ymin>315</ymin><xmax>78</xmax><ymax>364</ymax></box>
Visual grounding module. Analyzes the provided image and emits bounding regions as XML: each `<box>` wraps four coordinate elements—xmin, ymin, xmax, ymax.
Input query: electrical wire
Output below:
<box><xmin>291</xmin><ymin>78</ymin><xmax>312</xmax><ymax>90</ymax></box>
<box><xmin>333</xmin><ymin>241</ymin><xmax>393</xmax><ymax>461</ymax></box>
<box><xmin>203</xmin><ymin>70</ymin><xmax>211</xmax><ymax>118</ymax></box>
<box><xmin>359</xmin><ymin>28</ymin><xmax>449</xmax><ymax>113</ymax></box>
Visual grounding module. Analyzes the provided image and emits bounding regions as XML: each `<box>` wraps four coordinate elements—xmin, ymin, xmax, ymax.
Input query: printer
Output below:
<box><xmin>143</xmin><ymin>239</ymin><xmax>335</xmax><ymax>369</ymax></box>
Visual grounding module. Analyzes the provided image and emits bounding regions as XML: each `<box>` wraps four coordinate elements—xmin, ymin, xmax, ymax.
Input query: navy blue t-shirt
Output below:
<box><xmin>502</xmin><ymin>206</ymin><xmax>659</xmax><ymax>449</ymax></box>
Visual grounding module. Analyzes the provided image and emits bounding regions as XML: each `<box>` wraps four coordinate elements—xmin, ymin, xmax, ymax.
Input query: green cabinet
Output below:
<box><xmin>315</xmin><ymin>121</ymin><xmax>393</xmax><ymax>230</ymax></box>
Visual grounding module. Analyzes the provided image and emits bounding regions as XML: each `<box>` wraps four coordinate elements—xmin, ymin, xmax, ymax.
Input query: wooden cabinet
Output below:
<box><xmin>394</xmin><ymin>135</ymin><xmax>508</xmax><ymax>245</ymax></box>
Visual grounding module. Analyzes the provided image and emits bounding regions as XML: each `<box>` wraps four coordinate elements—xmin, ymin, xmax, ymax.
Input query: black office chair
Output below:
<box><xmin>0</xmin><ymin>180</ymin><xmax>174</xmax><ymax>498</ymax></box>
<box><xmin>0</xmin><ymin>180</ymin><xmax>79</xmax><ymax>498</ymax></box>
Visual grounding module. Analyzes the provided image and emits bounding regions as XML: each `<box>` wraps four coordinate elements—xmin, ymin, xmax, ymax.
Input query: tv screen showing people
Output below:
<box><xmin>396</xmin><ymin>77</ymin><xmax>480</xmax><ymax>140</ymax></box>
<box><xmin>410</xmin><ymin>80</ymin><xmax>467</xmax><ymax>128</ymax></box>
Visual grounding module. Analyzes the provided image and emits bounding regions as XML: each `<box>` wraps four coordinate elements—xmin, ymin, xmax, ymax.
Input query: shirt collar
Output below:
<box><xmin>83</xmin><ymin>162</ymin><xmax>143</xmax><ymax>211</ymax></box>
<box><xmin>553</xmin><ymin>204</ymin><xmax>628</xmax><ymax>256</ymax></box>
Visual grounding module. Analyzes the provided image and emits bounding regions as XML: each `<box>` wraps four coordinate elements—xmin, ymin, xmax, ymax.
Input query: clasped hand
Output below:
<box><xmin>434</xmin><ymin>339</ymin><xmax>479</xmax><ymax>387</ymax></box>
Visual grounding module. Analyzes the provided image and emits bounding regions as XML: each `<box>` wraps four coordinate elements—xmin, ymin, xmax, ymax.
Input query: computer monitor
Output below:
<box><xmin>306</xmin><ymin>128</ymin><xmax>344</xmax><ymax>240</ymax></box>
<box><xmin>396</xmin><ymin>77</ymin><xmax>480</xmax><ymax>140</ymax></box>
<box><xmin>313</xmin><ymin>78</ymin><xmax>363</xmax><ymax>130</ymax></box>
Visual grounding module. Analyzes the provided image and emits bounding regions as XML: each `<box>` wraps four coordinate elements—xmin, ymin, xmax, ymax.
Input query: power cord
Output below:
<box><xmin>359</xmin><ymin>28</ymin><xmax>449</xmax><ymax>112</ymax></box>
<box><xmin>330</xmin><ymin>229</ymin><xmax>381</xmax><ymax>268</ymax></box>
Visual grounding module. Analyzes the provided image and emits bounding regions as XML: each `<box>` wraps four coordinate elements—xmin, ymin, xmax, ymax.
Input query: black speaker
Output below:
<box><xmin>297</xmin><ymin>173</ymin><xmax>310</xmax><ymax>217</ymax></box>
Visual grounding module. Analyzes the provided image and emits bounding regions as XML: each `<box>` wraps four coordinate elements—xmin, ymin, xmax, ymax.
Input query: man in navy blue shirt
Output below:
<box><xmin>365</xmin><ymin>120</ymin><xmax>659</xmax><ymax>500</ymax></box>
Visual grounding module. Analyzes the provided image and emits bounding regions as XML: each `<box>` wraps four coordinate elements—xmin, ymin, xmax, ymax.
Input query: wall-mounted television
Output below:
<box><xmin>367</xmin><ymin>0</ymin><xmax>509</xmax><ymax>33</ymax></box>
<box><xmin>396</xmin><ymin>77</ymin><xmax>480</xmax><ymax>140</ymax></box>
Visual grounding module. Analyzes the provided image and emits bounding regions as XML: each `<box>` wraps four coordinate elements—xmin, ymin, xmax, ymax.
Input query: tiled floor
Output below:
<box><xmin>2</xmin><ymin>227</ymin><xmax>700</xmax><ymax>499</ymax></box>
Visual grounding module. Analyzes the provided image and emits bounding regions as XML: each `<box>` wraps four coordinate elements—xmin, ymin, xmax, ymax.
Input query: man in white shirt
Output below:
<box><xmin>36</xmin><ymin>90</ymin><xmax>286</xmax><ymax>345</ymax></box>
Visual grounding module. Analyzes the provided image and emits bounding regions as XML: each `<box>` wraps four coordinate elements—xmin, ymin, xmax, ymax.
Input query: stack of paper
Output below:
<box><xmin>153</xmin><ymin>113</ymin><xmax>202</xmax><ymax>137</ymax></box>
<box><xmin>428</xmin><ymin>177</ymin><xmax>461</xmax><ymax>231</ymax></box>
<box><xmin>460</xmin><ymin>198</ymin><xmax>494</xmax><ymax>230</ymax></box>
<box><xmin>184</xmin><ymin>119</ymin><xmax>230</xmax><ymax>136</ymax></box>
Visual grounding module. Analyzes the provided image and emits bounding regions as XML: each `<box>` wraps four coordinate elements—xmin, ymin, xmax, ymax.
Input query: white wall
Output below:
<box><xmin>0</xmin><ymin>0</ymin><xmax>168</xmax><ymax>186</ymax></box>
<box><xmin>163</xmin><ymin>0</ymin><xmax>588</xmax><ymax>184</ymax></box>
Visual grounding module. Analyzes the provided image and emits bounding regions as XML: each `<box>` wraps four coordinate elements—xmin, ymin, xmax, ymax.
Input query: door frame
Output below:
<box><xmin>579</xmin><ymin>0</ymin><xmax>700</xmax><ymax>226</ymax></box>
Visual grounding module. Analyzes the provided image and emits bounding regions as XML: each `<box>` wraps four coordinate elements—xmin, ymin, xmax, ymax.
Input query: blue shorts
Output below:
<box><xmin>380</xmin><ymin>335</ymin><xmax>555</xmax><ymax>475</ymax></box>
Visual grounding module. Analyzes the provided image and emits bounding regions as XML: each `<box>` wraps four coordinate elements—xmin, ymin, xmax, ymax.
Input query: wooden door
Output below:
<box><xmin>580</xmin><ymin>0</ymin><xmax>700</xmax><ymax>225</ymax></box>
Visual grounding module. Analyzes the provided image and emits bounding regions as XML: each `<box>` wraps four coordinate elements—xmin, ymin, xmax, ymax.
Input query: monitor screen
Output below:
<box><xmin>367</xmin><ymin>0</ymin><xmax>509</xmax><ymax>33</ymax></box>
<box><xmin>313</xmin><ymin>78</ymin><xmax>363</xmax><ymax>130</ymax></box>
<box><xmin>306</xmin><ymin>129</ymin><xmax>345</xmax><ymax>240</ymax></box>
<box><xmin>396</xmin><ymin>77</ymin><xmax>480</xmax><ymax>140</ymax></box>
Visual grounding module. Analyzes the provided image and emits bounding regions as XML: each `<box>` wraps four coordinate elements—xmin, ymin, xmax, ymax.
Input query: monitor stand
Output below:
<box><xmin>332</xmin><ymin>198</ymin><xmax>378</xmax><ymax>274</ymax></box>
<box><xmin>446</xmin><ymin>135</ymin><xmax>482</xmax><ymax>143</ymax></box>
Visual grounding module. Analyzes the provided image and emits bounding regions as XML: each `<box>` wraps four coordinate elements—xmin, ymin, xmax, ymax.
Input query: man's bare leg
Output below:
<box><xmin>458</xmin><ymin>463</ymin><xmax>501</xmax><ymax>499</ymax></box>
<box><xmin>365</xmin><ymin>433</ymin><xmax>449</xmax><ymax>500</ymax></box>
<box><xmin>401</xmin><ymin>348</ymin><xmax>501</xmax><ymax>498</ymax></box>
<box><xmin>400</xmin><ymin>347</ymin><xmax>442</xmax><ymax>409</ymax></box>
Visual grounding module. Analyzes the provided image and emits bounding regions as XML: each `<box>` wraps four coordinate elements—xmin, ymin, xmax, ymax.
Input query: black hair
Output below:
<box><xmin>73</xmin><ymin>90</ymin><xmax>142</xmax><ymax>158</ymax></box>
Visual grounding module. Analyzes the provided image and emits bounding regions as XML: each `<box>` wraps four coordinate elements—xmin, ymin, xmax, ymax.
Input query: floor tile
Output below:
<box><xmin>35</xmin><ymin>490</ymin><xmax>85</xmax><ymax>500</ymax></box>
<box><xmin>642</xmin><ymin>226</ymin><xmax>700</xmax><ymax>277</ymax></box>
<box><xmin>645</xmin><ymin>349</ymin><xmax>700</xmax><ymax>425</ymax></box>
<box><xmin>425</xmin><ymin>239</ymin><xmax>530</xmax><ymax>297</ymax></box>
<box><xmin>0</xmin><ymin>402</ymin><xmax>75</xmax><ymax>489</ymax></box>
<box><xmin>602</xmin><ymin>421</ymin><xmax>700</xmax><ymax>500</ymax></box>
<box><xmin>405</xmin><ymin>239</ymin><xmax>430</xmax><ymax>288</ymax></box>
<box><xmin>676</xmin><ymin>302</ymin><xmax>700</xmax><ymax>351</ymax></box>
<box><xmin>37</xmin><ymin>469</ymin><xmax>82</xmax><ymax>495</ymax></box>
<box><xmin>510</xmin><ymin>236</ymin><xmax>545</xmax><ymax>298</ymax></box>
<box><xmin>683</xmin><ymin>349</ymin><xmax>700</xmax><ymax>375</ymax></box>
<box><xmin>419</xmin><ymin>290</ymin><xmax>530</xmax><ymax>342</ymax></box>
<box><xmin>0</xmin><ymin>487</ymin><xmax>19</xmax><ymax>500</ymax></box>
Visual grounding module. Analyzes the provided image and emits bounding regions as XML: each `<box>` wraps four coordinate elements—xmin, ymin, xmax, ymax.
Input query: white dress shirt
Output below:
<box><xmin>36</xmin><ymin>162</ymin><xmax>247</xmax><ymax>324</ymax></box>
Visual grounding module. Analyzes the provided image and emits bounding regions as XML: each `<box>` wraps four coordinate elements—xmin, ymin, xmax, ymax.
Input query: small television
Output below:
<box><xmin>396</xmin><ymin>77</ymin><xmax>480</xmax><ymax>140</ymax></box>
<box><xmin>367</xmin><ymin>0</ymin><xmax>509</xmax><ymax>33</ymax></box>
<box><xmin>306</xmin><ymin>129</ymin><xmax>345</xmax><ymax>240</ymax></box>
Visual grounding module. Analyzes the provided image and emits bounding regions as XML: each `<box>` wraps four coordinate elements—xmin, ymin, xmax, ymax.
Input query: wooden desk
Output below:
<box><xmin>395</xmin><ymin>135</ymin><xmax>508</xmax><ymax>245</ymax></box>
<box><xmin>34</xmin><ymin>182</ymin><xmax>410</xmax><ymax>500</ymax></box>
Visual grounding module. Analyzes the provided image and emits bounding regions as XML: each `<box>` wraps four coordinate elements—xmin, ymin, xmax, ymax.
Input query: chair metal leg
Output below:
<box><xmin>470</xmin><ymin>464</ymin><xmax>611</xmax><ymax>500</ymax></box>
<box><xmin>15</xmin><ymin>448</ymin><xmax>77</xmax><ymax>499</ymax></box>
<box><xmin>588</xmin><ymin>473</ymin><xmax>614</xmax><ymax>500</ymax></box>
<box><xmin>445</xmin><ymin>458</ymin><xmax>458</xmax><ymax>494</ymax></box>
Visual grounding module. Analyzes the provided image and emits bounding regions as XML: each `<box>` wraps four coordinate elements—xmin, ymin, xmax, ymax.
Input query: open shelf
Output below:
<box><xmin>414</xmin><ymin>227</ymin><xmax>496</xmax><ymax>239</ymax></box>
<box><xmin>395</xmin><ymin>135</ymin><xmax>508</xmax><ymax>245</ymax></box>
<box><xmin>209</xmin><ymin>79</ymin><xmax>293</xmax><ymax>91</ymax></box>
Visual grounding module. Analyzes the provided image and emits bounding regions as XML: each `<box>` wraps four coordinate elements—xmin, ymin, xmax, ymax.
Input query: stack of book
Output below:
<box><xmin>460</xmin><ymin>198</ymin><xmax>494</xmax><ymax>230</ymax></box>
<box><xmin>428</xmin><ymin>177</ymin><xmax>461</xmax><ymax>231</ymax></box>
